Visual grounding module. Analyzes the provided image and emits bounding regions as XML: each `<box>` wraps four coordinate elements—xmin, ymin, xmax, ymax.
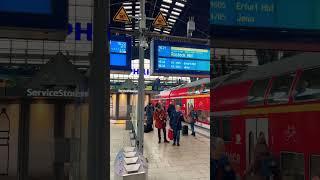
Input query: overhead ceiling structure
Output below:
<box><xmin>110</xmin><ymin>0</ymin><xmax>210</xmax><ymax>40</ymax></box>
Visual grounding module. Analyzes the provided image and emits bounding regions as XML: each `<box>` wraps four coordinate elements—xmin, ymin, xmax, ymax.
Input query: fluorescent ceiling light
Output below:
<box><xmin>163</xmin><ymin>30</ymin><xmax>170</xmax><ymax>34</ymax></box>
<box><xmin>171</xmin><ymin>11</ymin><xmax>180</xmax><ymax>16</ymax></box>
<box><xmin>125</xmin><ymin>28</ymin><xmax>132</xmax><ymax>30</ymax></box>
<box><xmin>161</xmin><ymin>4</ymin><xmax>170</xmax><ymax>9</ymax></box>
<box><xmin>170</xmin><ymin>15</ymin><xmax>178</xmax><ymax>19</ymax></box>
<box><xmin>175</xmin><ymin>2</ymin><xmax>185</xmax><ymax>7</ymax></box>
<box><xmin>154</xmin><ymin>28</ymin><xmax>161</xmax><ymax>31</ymax></box>
<box><xmin>123</xmin><ymin>2</ymin><xmax>132</xmax><ymax>5</ymax></box>
<box><xmin>163</xmin><ymin>0</ymin><xmax>172</xmax><ymax>4</ymax></box>
<box><xmin>168</xmin><ymin>18</ymin><xmax>176</xmax><ymax>23</ymax></box>
<box><xmin>173</xmin><ymin>8</ymin><xmax>182</xmax><ymax>12</ymax></box>
<box><xmin>124</xmin><ymin>6</ymin><xmax>132</xmax><ymax>9</ymax></box>
<box><xmin>168</xmin><ymin>22</ymin><xmax>174</xmax><ymax>25</ymax></box>
<box><xmin>135</xmin><ymin>6</ymin><xmax>140</xmax><ymax>9</ymax></box>
<box><xmin>160</xmin><ymin>8</ymin><xmax>169</xmax><ymax>13</ymax></box>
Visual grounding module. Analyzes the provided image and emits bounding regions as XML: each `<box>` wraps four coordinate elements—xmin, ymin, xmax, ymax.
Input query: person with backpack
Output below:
<box><xmin>144</xmin><ymin>103</ymin><xmax>154</xmax><ymax>133</ymax></box>
<box><xmin>170</xmin><ymin>105</ymin><xmax>183</xmax><ymax>146</ymax></box>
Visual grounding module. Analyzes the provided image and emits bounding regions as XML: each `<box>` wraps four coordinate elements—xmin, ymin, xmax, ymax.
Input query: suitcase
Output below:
<box><xmin>182</xmin><ymin>125</ymin><xmax>188</xmax><ymax>135</ymax></box>
<box><xmin>168</xmin><ymin>129</ymin><xmax>174</xmax><ymax>140</ymax></box>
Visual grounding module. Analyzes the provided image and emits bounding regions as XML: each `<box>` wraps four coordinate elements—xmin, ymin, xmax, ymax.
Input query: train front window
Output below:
<box><xmin>280</xmin><ymin>152</ymin><xmax>305</xmax><ymax>180</ymax></box>
<box><xmin>267</xmin><ymin>73</ymin><xmax>295</xmax><ymax>104</ymax></box>
<box><xmin>248</xmin><ymin>79</ymin><xmax>270</xmax><ymax>106</ymax></box>
<box><xmin>294</xmin><ymin>68</ymin><xmax>320</xmax><ymax>101</ymax></box>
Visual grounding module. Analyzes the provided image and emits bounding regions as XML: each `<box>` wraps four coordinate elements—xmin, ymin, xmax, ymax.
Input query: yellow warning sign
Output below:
<box><xmin>153</xmin><ymin>12</ymin><xmax>168</xmax><ymax>28</ymax></box>
<box><xmin>113</xmin><ymin>6</ymin><xmax>131</xmax><ymax>23</ymax></box>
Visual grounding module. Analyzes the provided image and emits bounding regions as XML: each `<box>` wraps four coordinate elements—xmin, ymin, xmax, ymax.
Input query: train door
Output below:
<box><xmin>245</xmin><ymin>118</ymin><xmax>269</xmax><ymax>168</ymax></box>
<box><xmin>0</xmin><ymin>108</ymin><xmax>9</xmax><ymax>176</ymax></box>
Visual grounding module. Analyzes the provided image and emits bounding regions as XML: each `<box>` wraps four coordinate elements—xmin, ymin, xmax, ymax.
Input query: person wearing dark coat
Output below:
<box><xmin>167</xmin><ymin>102</ymin><xmax>175</xmax><ymax>121</ymax></box>
<box><xmin>144</xmin><ymin>103</ymin><xmax>154</xmax><ymax>132</ymax></box>
<box><xmin>153</xmin><ymin>104</ymin><xmax>169</xmax><ymax>143</ymax></box>
<box><xmin>170</xmin><ymin>105</ymin><xmax>183</xmax><ymax>146</ymax></box>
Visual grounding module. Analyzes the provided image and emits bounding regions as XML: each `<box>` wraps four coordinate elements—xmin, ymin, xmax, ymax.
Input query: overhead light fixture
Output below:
<box><xmin>125</xmin><ymin>27</ymin><xmax>132</xmax><ymax>30</ymax></box>
<box><xmin>173</xmin><ymin>8</ymin><xmax>182</xmax><ymax>12</ymax></box>
<box><xmin>161</xmin><ymin>4</ymin><xmax>170</xmax><ymax>9</ymax></box>
<box><xmin>163</xmin><ymin>30</ymin><xmax>170</xmax><ymax>34</ymax></box>
<box><xmin>170</xmin><ymin>15</ymin><xmax>178</xmax><ymax>19</ymax></box>
<box><xmin>175</xmin><ymin>2</ymin><xmax>185</xmax><ymax>7</ymax></box>
<box><xmin>162</xmin><ymin>0</ymin><xmax>172</xmax><ymax>4</ymax></box>
<box><xmin>168</xmin><ymin>22</ymin><xmax>174</xmax><ymax>25</ymax></box>
<box><xmin>168</xmin><ymin>18</ymin><xmax>176</xmax><ymax>23</ymax></box>
<box><xmin>154</xmin><ymin>28</ymin><xmax>161</xmax><ymax>31</ymax></box>
<box><xmin>162</xmin><ymin>13</ymin><xmax>168</xmax><ymax>16</ymax></box>
<box><xmin>135</xmin><ymin>6</ymin><xmax>140</xmax><ymax>9</ymax></box>
<box><xmin>123</xmin><ymin>2</ymin><xmax>132</xmax><ymax>5</ymax></box>
<box><xmin>124</xmin><ymin>6</ymin><xmax>132</xmax><ymax>10</ymax></box>
<box><xmin>127</xmin><ymin>11</ymin><xmax>132</xmax><ymax>14</ymax></box>
<box><xmin>160</xmin><ymin>8</ymin><xmax>169</xmax><ymax>13</ymax></box>
<box><xmin>171</xmin><ymin>11</ymin><xmax>180</xmax><ymax>16</ymax></box>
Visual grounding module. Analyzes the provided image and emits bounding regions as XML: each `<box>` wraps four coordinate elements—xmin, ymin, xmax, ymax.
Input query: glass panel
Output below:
<box><xmin>310</xmin><ymin>155</ymin><xmax>320</xmax><ymax>180</ymax></box>
<box><xmin>294</xmin><ymin>68</ymin><xmax>320</xmax><ymax>101</ymax></box>
<box><xmin>280</xmin><ymin>152</ymin><xmax>304</xmax><ymax>180</ymax></box>
<box><xmin>267</xmin><ymin>73</ymin><xmax>295</xmax><ymax>104</ymax></box>
<box><xmin>248</xmin><ymin>79</ymin><xmax>270</xmax><ymax>105</ymax></box>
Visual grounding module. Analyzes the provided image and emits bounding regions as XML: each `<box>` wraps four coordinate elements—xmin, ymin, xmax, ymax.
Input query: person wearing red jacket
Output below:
<box><xmin>153</xmin><ymin>104</ymin><xmax>169</xmax><ymax>144</ymax></box>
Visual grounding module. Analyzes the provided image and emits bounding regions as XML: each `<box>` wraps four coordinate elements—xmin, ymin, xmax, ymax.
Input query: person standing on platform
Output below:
<box><xmin>154</xmin><ymin>104</ymin><xmax>169</xmax><ymax>143</ymax></box>
<box><xmin>189</xmin><ymin>106</ymin><xmax>198</xmax><ymax>136</ymax></box>
<box><xmin>170</xmin><ymin>105</ymin><xmax>183</xmax><ymax>146</ymax></box>
<box><xmin>144</xmin><ymin>103</ymin><xmax>154</xmax><ymax>133</ymax></box>
<box><xmin>167</xmin><ymin>101</ymin><xmax>175</xmax><ymax>121</ymax></box>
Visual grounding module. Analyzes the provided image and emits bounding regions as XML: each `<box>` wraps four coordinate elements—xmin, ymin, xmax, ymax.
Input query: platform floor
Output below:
<box><xmin>110</xmin><ymin>121</ymin><xmax>210</xmax><ymax>180</ymax></box>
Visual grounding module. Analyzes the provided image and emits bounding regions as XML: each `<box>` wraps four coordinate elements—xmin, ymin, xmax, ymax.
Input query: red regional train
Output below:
<box><xmin>152</xmin><ymin>78</ymin><xmax>210</xmax><ymax>129</ymax></box>
<box><xmin>212</xmin><ymin>53</ymin><xmax>320</xmax><ymax>180</ymax></box>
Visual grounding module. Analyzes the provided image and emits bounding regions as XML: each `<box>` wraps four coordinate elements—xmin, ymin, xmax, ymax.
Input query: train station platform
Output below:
<box><xmin>110</xmin><ymin>120</ymin><xmax>210</xmax><ymax>180</ymax></box>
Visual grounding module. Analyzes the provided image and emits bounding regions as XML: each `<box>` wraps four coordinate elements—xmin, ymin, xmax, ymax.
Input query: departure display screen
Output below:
<box><xmin>110</xmin><ymin>41</ymin><xmax>127</xmax><ymax>67</ymax></box>
<box><xmin>210</xmin><ymin>0</ymin><xmax>320</xmax><ymax>30</ymax></box>
<box><xmin>152</xmin><ymin>41</ymin><xmax>210</xmax><ymax>75</ymax></box>
<box><xmin>110</xmin><ymin>36</ymin><xmax>132</xmax><ymax>71</ymax></box>
<box><xmin>0</xmin><ymin>0</ymin><xmax>52</xmax><ymax>14</ymax></box>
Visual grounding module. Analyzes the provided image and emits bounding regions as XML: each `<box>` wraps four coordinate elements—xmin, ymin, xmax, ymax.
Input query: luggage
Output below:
<box><xmin>182</xmin><ymin>125</ymin><xmax>188</xmax><ymax>135</ymax></box>
<box><xmin>168</xmin><ymin>129</ymin><xmax>174</xmax><ymax>140</ymax></box>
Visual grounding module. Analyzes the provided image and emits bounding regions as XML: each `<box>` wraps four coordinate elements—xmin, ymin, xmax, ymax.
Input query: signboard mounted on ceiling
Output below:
<box><xmin>0</xmin><ymin>0</ymin><xmax>68</xmax><ymax>40</ymax></box>
<box><xmin>110</xmin><ymin>35</ymin><xmax>132</xmax><ymax>72</ymax></box>
<box><xmin>150</xmin><ymin>40</ymin><xmax>210</xmax><ymax>77</ymax></box>
<box><xmin>210</xmin><ymin>0</ymin><xmax>320</xmax><ymax>51</ymax></box>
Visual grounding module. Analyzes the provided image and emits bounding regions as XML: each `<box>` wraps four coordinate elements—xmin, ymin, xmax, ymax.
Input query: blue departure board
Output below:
<box><xmin>0</xmin><ymin>0</ymin><xmax>52</xmax><ymax>14</ymax></box>
<box><xmin>152</xmin><ymin>41</ymin><xmax>210</xmax><ymax>75</ymax></box>
<box><xmin>210</xmin><ymin>0</ymin><xmax>320</xmax><ymax>30</ymax></box>
<box><xmin>110</xmin><ymin>36</ymin><xmax>132</xmax><ymax>71</ymax></box>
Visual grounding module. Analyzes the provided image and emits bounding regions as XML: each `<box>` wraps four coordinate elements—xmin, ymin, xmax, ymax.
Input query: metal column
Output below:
<box><xmin>137</xmin><ymin>0</ymin><xmax>146</xmax><ymax>154</ymax></box>
<box><xmin>87</xmin><ymin>0</ymin><xmax>108</xmax><ymax>179</ymax></box>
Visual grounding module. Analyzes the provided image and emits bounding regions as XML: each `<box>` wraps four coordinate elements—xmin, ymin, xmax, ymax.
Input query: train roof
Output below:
<box><xmin>220</xmin><ymin>52</ymin><xmax>320</xmax><ymax>86</ymax></box>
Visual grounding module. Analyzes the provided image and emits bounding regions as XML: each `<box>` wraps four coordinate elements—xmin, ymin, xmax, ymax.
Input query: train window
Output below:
<box><xmin>222</xmin><ymin>117</ymin><xmax>232</xmax><ymax>142</ymax></box>
<box><xmin>294</xmin><ymin>68</ymin><xmax>320</xmax><ymax>101</ymax></box>
<box><xmin>310</xmin><ymin>155</ymin><xmax>320</xmax><ymax>180</ymax></box>
<box><xmin>280</xmin><ymin>152</ymin><xmax>305</xmax><ymax>180</ymax></box>
<box><xmin>248</xmin><ymin>79</ymin><xmax>270</xmax><ymax>105</ymax></box>
<box><xmin>267</xmin><ymin>73</ymin><xmax>295</xmax><ymax>104</ymax></box>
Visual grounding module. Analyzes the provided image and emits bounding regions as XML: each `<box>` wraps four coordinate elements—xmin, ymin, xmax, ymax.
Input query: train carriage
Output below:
<box><xmin>212</xmin><ymin>53</ymin><xmax>320</xmax><ymax>180</ymax></box>
<box><xmin>152</xmin><ymin>78</ymin><xmax>210</xmax><ymax>129</ymax></box>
